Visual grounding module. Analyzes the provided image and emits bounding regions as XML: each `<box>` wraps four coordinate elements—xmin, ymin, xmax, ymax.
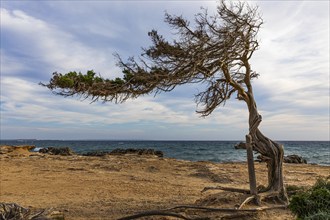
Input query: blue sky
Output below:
<box><xmin>0</xmin><ymin>0</ymin><xmax>329</xmax><ymax>141</ymax></box>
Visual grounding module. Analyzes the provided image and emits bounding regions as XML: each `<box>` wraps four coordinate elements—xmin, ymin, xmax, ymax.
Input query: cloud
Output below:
<box><xmin>0</xmin><ymin>76</ymin><xmax>243</xmax><ymax>126</ymax></box>
<box><xmin>1</xmin><ymin>75</ymin><xmax>251</xmax><ymax>140</ymax></box>
<box><xmin>1</xmin><ymin>8</ymin><xmax>119</xmax><ymax>80</ymax></box>
<box><xmin>250</xmin><ymin>1</ymin><xmax>329</xmax><ymax>121</ymax></box>
<box><xmin>0</xmin><ymin>1</ymin><xmax>329</xmax><ymax>140</ymax></box>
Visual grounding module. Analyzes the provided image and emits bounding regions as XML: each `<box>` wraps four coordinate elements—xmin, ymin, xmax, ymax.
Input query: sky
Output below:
<box><xmin>0</xmin><ymin>0</ymin><xmax>329</xmax><ymax>141</ymax></box>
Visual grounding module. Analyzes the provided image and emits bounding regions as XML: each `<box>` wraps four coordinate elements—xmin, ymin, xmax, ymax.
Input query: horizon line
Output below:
<box><xmin>1</xmin><ymin>138</ymin><xmax>329</xmax><ymax>142</ymax></box>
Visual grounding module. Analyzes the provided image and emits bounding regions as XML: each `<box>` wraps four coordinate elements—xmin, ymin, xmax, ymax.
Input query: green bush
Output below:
<box><xmin>304</xmin><ymin>211</ymin><xmax>330</xmax><ymax>220</ymax></box>
<box><xmin>289</xmin><ymin>177</ymin><xmax>330</xmax><ymax>220</ymax></box>
<box><xmin>286</xmin><ymin>184</ymin><xmax>305</xmax><ymax>197</ymax></box>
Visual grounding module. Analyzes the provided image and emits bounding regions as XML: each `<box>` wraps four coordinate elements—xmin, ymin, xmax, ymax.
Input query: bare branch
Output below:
<box><xmin>41</xmin><ymin>1</ymin><xmax>262</xmax><ymax>115</ymax></box>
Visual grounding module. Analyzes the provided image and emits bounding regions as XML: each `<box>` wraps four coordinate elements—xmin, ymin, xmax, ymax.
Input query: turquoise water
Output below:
<box><xmin>1</xmin><ymin>140</ymin><xmax>329</xmax><ymax>165</ymax></box>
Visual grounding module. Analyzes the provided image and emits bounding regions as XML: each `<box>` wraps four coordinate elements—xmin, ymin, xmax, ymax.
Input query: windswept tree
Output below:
<box><xmin>42</xmin><ymin>1</ymin><xmax>288</xmax><ymax>203</ymax></box>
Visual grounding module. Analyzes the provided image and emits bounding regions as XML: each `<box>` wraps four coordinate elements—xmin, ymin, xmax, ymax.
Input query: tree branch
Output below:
<box><xmin>41</xmin><ymin>0</ymin><xmax>262</xmax><ymax>116</ymax></box>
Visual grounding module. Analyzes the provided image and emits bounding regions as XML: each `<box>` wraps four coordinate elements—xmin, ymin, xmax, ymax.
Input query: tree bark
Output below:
<box><xmin>246</xmin><ymin>95</ymin><xmax>288</xmax><ymax>204</ymax></box>
<box><xmin>245</xmin><ymin>134</ymin><xmax>260</xmax><ymax>205</ymax></box>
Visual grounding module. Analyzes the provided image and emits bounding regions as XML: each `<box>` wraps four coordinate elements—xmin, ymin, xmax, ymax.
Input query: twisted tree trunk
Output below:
<box><xmin>246</xmin><ymin>94</ymin><xmax>288</xmax><ymax>204</ymax></box>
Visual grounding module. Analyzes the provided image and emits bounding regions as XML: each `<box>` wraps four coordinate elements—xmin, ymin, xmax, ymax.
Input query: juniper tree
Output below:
<box><xmin>42</xmin><ymin>1</ymin><xmax>288</xmax><ymax>203</ymax></box>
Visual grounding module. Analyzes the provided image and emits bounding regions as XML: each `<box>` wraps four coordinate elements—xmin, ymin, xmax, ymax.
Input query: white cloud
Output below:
<box><xmin>0</xmin><ymin>1</ymin><xmax>329</xmax><ymax>140</ymax></box>
<box><xmin>0</xmin><ymin>76</ymin><xmax>245</xmax><ymax>127</ymax></box>
<box><xmin>1</xmin><ymin>8</ymin><xmax>119</xmax><ymax>79</ymax></box>
<box><xmin>251</xmin><ymin>1</ymin><xmax>329</xmax><ymax>119</ymax></box>
<box><xmin>1</xmin><ymin>74</ymin><xmax>254</xmax><ymax>141</ymax></box>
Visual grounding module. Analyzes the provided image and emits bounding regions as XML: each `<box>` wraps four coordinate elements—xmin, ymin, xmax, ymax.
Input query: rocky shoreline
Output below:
<box><xmin>1</xmin><ymin>145</ymin><xmax>164</xmax><ymax>157</ymax></box>
<box><xmin>1</xmin><ymin>145</ymin><xmax>308</xmax><ymax>164</ymax></box>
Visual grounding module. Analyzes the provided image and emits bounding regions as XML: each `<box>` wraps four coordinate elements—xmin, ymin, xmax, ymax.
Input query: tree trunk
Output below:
<box><xmin>254</xmin><ymin>129</ymin><xmax>288</xmax><ymax>203</ymax></box>
<box><xmin>246</xmin><ymin>95</ymin><xmax>288</xmax><ymax>204</ymax></box>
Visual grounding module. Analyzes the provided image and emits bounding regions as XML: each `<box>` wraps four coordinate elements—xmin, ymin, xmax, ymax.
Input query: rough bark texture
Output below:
<box><xmin>246</xmin><ymin>95</ymin><xmax>288</xmax><ymax>203</ymax></box>
<box><xmin>246</xmin><ymin>135</ymin><xmax>258</xmax><ymax>201</ymax></box>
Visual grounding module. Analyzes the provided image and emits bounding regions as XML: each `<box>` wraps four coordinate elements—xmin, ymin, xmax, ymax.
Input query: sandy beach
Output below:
<box><xmin>0</xmin><ymin>146</ymin><xmax>329</xmax><ymax>219</ymax></box>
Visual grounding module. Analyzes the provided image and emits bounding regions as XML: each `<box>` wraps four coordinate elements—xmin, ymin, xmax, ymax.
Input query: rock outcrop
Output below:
<box><xmin>0</xmin><ymin>145</ymin><xmax>35</xmax><ymax>155</ymax></box>
<box><xmin>284</xmin><ymin>154</ymin><xmax>307</xmax><ymax>164</ymax></box>
<box><xmin>110</xmin><ymin>148</ymin><xmax>164</xmax><ymax>157</ymax></box>
<box><xmin>234</xmin><ymin>142</ymin><xmax>246</xmax><ymax>150</ymax></box>
<box><xmin>83</xmin><ymin>148</ymin><xmax>164</xmax><ymax>157</ymax></box>
<box><xmin>82</xmin><ymin>151</ymin><xmax>109</xmax><ymax>157</ymax></box>
<box><xmin>39</xmin><ymin>147</ymin><xmax>75</xmax><ymax>156</ymax></box>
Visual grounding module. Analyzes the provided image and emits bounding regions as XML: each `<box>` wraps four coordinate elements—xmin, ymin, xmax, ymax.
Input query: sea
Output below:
<box><xmin>1</xmin><ymin>140</ymin><xmax>329</xmax><ymax>166</ymax></box>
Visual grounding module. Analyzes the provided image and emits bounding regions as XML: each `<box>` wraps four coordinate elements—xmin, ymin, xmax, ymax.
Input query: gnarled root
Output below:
<box><xmin>202</xmin><ymin>186</ymin><xmax>250</xmax><ymax>194</ymax></box>
<box><xmin>117</xmin><ymin>204</ymin><xmax>288</xmax><ymax>220</ymax></box>
<box><xmin>201</xmin><ymin>185</ymin><xmax>288</xmax><ymax>208</ymax></box>
<box><xmin>238</xmin><ymin>195</ymin><xmax>260</xmax><ymax>209</ymax></box>
<box><xmin>117</xmin><ymin>210</ymin><xmax>193</xmax><ymax>220</ymax></box>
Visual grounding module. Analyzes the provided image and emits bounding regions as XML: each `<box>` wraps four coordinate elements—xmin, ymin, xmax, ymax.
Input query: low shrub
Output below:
<box><xmin>286</xmin><ymin>184</ymin><xmax>305</xmax><ymax>197</ymax></box>
<box><xmin>289</xmin><ymin>177</ymin><xmax>330</xmax><ymax>220</ymax></box>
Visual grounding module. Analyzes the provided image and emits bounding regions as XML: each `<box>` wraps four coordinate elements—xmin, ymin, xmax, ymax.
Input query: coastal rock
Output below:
<box><xmin>284</xmin><ymin>154</ymin><xmax>307</xmax><ymax>164</ymax></box>
<box><xmin>234</xmin><ymin>142</ymin><xmax>246</xmax><ymax>150</ymax></box>
<box><xmin>110</xmin><ymin>148</ymin><xmax>164</xmax><ymax>157</ymax></box>
<box><xmin>0</xmin><ymin>145</ymin><xmax>35</xmax><ymax>155</ymax></box>
<box><xmin>39</xmin><ymin>147</ymin><xmax>75</xmax><ymax>156</ymax></box>
<box><xmin>256</xmin><ymin>154</ymin><xmax>307</xmax><ymax>164</ymax></box>
<box><xmin>82</xmin><ymin>151</ymin><xmax>109</xmax><ymax>157</ymax></box>
<box><xmin>82</xmin><ymin>149</ymin><xmax>164</xmax><ymax>157</ymax></box>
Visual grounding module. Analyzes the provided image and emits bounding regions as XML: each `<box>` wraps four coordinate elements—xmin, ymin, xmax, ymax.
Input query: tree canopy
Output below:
<box><xmin>42</xmin><ymin>0</ymin><xmax>262</xmax><ymax>116</ymax></box>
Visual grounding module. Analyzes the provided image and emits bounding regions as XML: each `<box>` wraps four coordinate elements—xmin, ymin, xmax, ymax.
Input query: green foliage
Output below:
<box><xmin>113</xmin><ymin>77</ymin><xmax>125</xmax><ymax>85</ymax></box>
<box><xmin>286</xmin><ymin>184</ymin><xmax>305</xmax><ymax>197</ymax></box>
<box><xmin>56</xmin><ymin>75</ymin><xmax>75</xmax><ymax>88</ymax></box>
<box><xmin>304</xmin><ymin>212</ymin><xmax>330</xmax><ymax>220</ymax></box>
<box><xmin>52</xmin><ymin>70</ymin><xmax>128</xmax><ymax>90</ymax></box>
<box><xmin>289</xmin><ymin>177</ymin><xmax>330</xmax><ymax>220</ymax></box>
<box><xmin>123</xmin><ymin>69</ymin><xmax>133</xmax><ymax>81</ymax></box>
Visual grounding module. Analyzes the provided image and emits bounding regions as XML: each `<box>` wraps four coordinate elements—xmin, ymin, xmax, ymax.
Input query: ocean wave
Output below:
<box><xmin>31</xmin><ymin>147</ymin><xmax>43</xmax><ymax>152</ymax></box>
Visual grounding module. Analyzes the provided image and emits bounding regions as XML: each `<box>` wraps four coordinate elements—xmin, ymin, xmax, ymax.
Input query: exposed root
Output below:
<box><xmin>0</xmin><ymin>203</ymin><xmax>58</xmax><ymax>220</ymax></box>
<box><xmin>238</xmin><ymin>196</ymin><xmax>258</xmax><ymax>209</ymax></box>
<box><xmin>28</xmin><ymin>209</ymin><xmax>47</xmax><ymax>219</ymax></box>
<box><xmin>117</xmin><ymin>210</ymin><xmax>193</xmax><ymax>220</ymax></box>
<box><xmin>258</xmin><ymin>191</ymin><xmax>279</xmax><ymax>198</ymax></box>
<box><xmin>202</xmin><ymin>186</ymin><xmax>250</xmax><ymax>194</ymax></box>
<box><xmin>117</xmin><ymin>204</ymin><xmax>288</xmax><ymax>219</ymax></box>
<box><xmin>202</xmin><ymin>185</ymin><xmax>287</xmax><ymax>205</ymax></box>
<box><xmin>220</xmin><ymin>212</ymin><xmax>256</xmax><ymax>220</ymax></box>
<box><xmin>169</xmin><ymin>205</ymin><xmax>287</xmax><ymax>212</ymax></box>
